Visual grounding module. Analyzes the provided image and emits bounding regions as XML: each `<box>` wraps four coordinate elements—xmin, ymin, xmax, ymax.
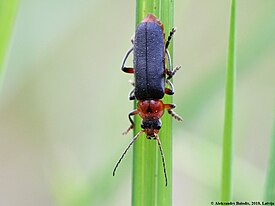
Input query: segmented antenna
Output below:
<box><xmin>155</xmin><ymin>133</ymin><xmax>168</xmax><ymax>186</ymax></box>
<box><xmin>165</xmin><ymin>27</ymin><xmax>176</xmax><ymax>49</ymax></box>
<box><xmin>113</xmin><ymin>130</ymin><xmax>144</xmax><ymax>176</ymax></box>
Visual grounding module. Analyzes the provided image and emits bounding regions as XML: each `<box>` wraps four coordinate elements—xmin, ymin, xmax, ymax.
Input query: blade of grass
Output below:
<box><xmin>177</xmin><ymin>11</ymin><xmax>275</xmax><ymax>121</ymax></box>
<box><xmin>132</xmin><ymin>2</ymin><xmax>159</xmax><ymax>205</ymax></box>
<box><xmin>0</xmin><ymin>0</ymin><xmax>18</xmax><ymax>86</ymax></box>
<box><xmin>133</xmin><ymin>0</ymin><xmax>174</xmax><ymax>205</ymax></box>
<box><xmin>264</xmin><ymin>114</ymin><xmax>275</xmax><ymax>201</ymax></box>
<box><xmin>221</xmin><ymin>0</ymin><xmax>236</xmax><ymax>201</ymax></box>
<box><xmin>157</xmin><ymin>0</ymin><xmax>174</xmax><ymax>205</ymax></box>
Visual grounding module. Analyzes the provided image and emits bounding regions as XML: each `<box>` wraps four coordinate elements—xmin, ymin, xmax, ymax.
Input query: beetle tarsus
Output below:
<box><xmin>122</xmin><ymin>125</ymin><xmax>134</xmax><ymax>135</ymax></box>
<box><xmin>167</xmin><ymin>65</ymin><xmax>181</xmax><ymax>80</ymax></box>
<box><xmin>168</xmin><ymin>109</ymin><xmax>183</xmax><ymax>121</ymax></box>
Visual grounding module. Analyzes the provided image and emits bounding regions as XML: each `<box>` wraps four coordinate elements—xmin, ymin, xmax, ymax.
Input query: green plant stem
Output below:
<box><xmin>264</xmin><ymin>115</ymin><xmax>275</xmax><ymax>201</ymax></box>
<box><xmin>157</xmin><ymin>1</ymin><xmax>174</xmax><ymax>205</ymax></box>
<box><xmin>0</xmin><ymin>0</ymin><xmax>18</xmax><ymax>85</ymax></box>
<box><xmin>221</xmin><ymin>0</ymin><xmax>236</xmax><ymax>201</ymax></box>
<box><xmin>132</xmin><ymin>0</ymin><xmax>174</xmax><ymax>205</ymax></box>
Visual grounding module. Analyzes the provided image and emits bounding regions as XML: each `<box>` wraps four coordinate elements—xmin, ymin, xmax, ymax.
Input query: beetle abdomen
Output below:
<box><xmin>134</xmin><ymin>21</ymin><xmax>165</xmax><ymax>100</ymax></box>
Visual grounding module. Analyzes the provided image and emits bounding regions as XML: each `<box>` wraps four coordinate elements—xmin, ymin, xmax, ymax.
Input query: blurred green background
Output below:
<box><xmin>0</xmin><ymin>0</ymin><xmax>274</xmax><ymax>205</ymax></box>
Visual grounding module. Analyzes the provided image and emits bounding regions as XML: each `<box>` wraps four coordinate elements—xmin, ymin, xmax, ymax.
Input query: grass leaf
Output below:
<box><xmin>264</xmin><ymin>115</ymin><xmax>275</xmax><ymax>200</ymax></box>
<box><xmin>133</xmin><ymin>0</ymin><xmax>174</xmax><ymax>205</ymax></box>
<box><xmin>221</xmin><ymin>0</ymin><xmax>236</xmax><ymax>201</ymax></box>
<box><xmin>0</xmin><ymin>0</ymin><xmax>18</xmax><ymax>86</ymax></box>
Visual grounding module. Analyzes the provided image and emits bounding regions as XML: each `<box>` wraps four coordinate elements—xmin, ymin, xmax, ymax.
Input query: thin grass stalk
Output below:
<box><xmin>264</xmin><ymin>115</ymin><xmax>275</xmax><ymax>200</ymax></box>
<box><xmin>0</xmin><ymin>0</ymin><xmax>18</xmax><ymax>86</ymax></box>
<box><xmin>132</xmin><ymin>0</ymin><xmax>174</xmax><ymax>205</ymax></box>
<box><xmin>157</xmin><ymin>0</ymin><xmax>174</xmax><ymax>205</ymax></box>
<box><xmin>132</xmin><ymin>2</ymin><xmax>159</xmax><ymax>205</ymax></box>
<box><xmin>221</xmin><ymin>0</ymin><xmax>236</xmax><ymax>201</ymax></box>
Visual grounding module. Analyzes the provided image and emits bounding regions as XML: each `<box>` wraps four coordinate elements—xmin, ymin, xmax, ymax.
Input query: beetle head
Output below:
<box><xmin>141</xmin><ymin>119</ymin><xmax>162</xmax><ymax>138</ymax></box>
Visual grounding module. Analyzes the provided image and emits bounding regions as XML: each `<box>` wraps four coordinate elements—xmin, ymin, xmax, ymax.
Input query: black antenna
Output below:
<box><xmin>165</xmin><ymin>27</ymin><xmax>176</xmax><ymax>49</ymax></box>
<box><xmin>113</xmin><ymin>130</ymin><xmax>144</xmax><ymax>176</ymax></box>
<box><xmin>155</xmin><ymin>133</ymin><xmax>168</xmax><ymax>186</ymax></box>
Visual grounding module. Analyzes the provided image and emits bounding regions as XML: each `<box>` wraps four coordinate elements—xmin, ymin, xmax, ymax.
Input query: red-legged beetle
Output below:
<box><xmin>113</xmin><ymin>14</ymin><xmax>182</xmax><ymax>186</ymax></box>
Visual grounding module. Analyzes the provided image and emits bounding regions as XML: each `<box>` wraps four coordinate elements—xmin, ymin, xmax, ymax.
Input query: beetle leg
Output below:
<box><xmin>129</xmin><ymin>79</ymin><xmax>135</xmax><ymax>87</ymax></box>
<box><xmin>165</xmin><ymin>27</ymin><xmax>180</xmax><ymax>79</ymax></box>
<box><xmin>121</xmin><ymin>47</ymin><xmax>135</xmax><ymax>73</ymax></box>
<box><xmin>164</xmin><ymin>104</ymin><xmax>183</xmax><ymax>121</ymax></box>
<box><xmin>130</xmin><ymin>34</ymin><xmax>135</xmax><ymax>44</ymax></box>
<box><xmin>128</xmin><ymin>87</ymin><xmax>136</xmax><ymax>100</ymax></box>
<box><xmin>166</xmin><ymin>65</ymin><xmax>181</xmax><ymax>80</ymax></box>
<box><xmin>165</xmin><ymin>49</ymin><xmax>172</xmax><ymax>72</ymax></box>
<box><xmin>165</xmin><ymin>79</ymin><xmax>175</xmax><ymax>95</ymax></box>
<box><xmin>165</xmin><ymin>27</ymin><xmax>176</xmax><ymax>49</ymax></box>
<box><xmin>165</xmin><ymin>88</ymin><xmax>173</xmax><ymax>95</ymax></box>
<box><xmin>123</xmin><ymin>110</ymin><xmax>139</xmax><ymax>135</ymax></box>
<box><xmin>128</xmin><ymin>80</ymin><xmax>135</xmax><ymax>100</ymax></box>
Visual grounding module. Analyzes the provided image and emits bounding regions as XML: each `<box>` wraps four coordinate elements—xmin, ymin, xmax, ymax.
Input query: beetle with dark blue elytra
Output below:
<box><xmin>113</xmin><ymin>14</ymin><xmax>182</xmax><ymax>186</ymax></box>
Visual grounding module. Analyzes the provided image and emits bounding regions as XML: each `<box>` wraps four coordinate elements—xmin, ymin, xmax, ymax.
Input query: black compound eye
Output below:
<box><xmin>156</xmin><ymin>125</ymin><xmax>161</xmax><ymax>130</ymax></box>
<box><xmin>154</xmin><ymin>119</ymin><xmax>162</xmax><ymax>130</ymax></box>
<box><xmin>141</xmin><ymin>123</ymin><xmax>145</xmax><ymax>129</ymax></box>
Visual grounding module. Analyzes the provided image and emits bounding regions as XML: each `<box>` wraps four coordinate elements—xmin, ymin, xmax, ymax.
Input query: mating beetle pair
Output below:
<box><xmin>113</xmin><ymin>14</ymin><xmax>182</xmax><ymax>186</ymax></box>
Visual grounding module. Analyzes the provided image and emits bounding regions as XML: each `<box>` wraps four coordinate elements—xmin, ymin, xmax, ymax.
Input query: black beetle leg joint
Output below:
<box><xmin>170</xmin><ymin>104</ymin><xmax>176</xmax><ymax>109</ymax></box>
<box><xmin>166</xmin><ymin>70</ymin><xmax>173</xmax><ymax>79</ymax></box>
<box><xmin>165</xmin><ymin>88</ymin><xmax>174</xmax><ymax>95</ymax></box>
